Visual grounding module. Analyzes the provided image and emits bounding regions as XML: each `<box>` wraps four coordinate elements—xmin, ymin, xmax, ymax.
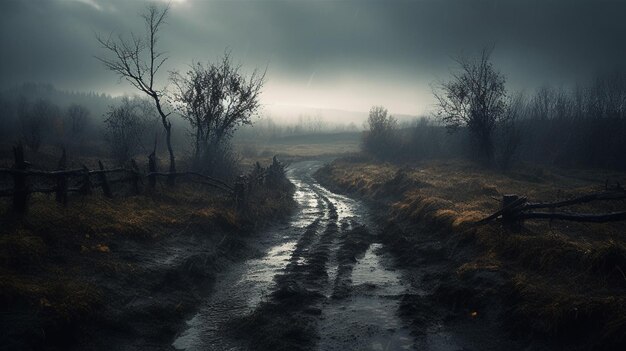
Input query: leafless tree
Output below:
<box><xmin>104</xmin><ymin>97</ymin><xmax>154</xmax><ymax>165</ymax></box>
<box><xmin>96</xmin><ymin>4</ymin><xmax>176</xmax><ymax>184</ymax></box>
<box><xmin>64</xmin><ymin>104</ymin><xmax>90</xmax><ymax>150</ymax></box>
<box><xmin>363</xmin><ymin>106</ymin><xmax>398</xmax><ymax>157</ymax></box>
<box><xmin>434</xmin><ymin>48</ymin><xmax>507</xmax><ymax>163</ymax></box>
<box><xmin>19</xmin><ymin>98</ymin><xmax>58</xmax><ymax>152</ymax></box>
<box><xmin>495</xmin><ymin>93</ymin><xmax>525</xmax><ymax>170</ymax></box>
<box><xmin>171</xmin><ymin>51</ymin><xmax>265</xmax><ymax>171</ymax></box>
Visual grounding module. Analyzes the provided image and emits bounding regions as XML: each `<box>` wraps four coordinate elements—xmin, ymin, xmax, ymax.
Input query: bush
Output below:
<box><xmin>362</xmin><ymin>106</ymin><xmax>399</xmax><ymax>159</ymax></box>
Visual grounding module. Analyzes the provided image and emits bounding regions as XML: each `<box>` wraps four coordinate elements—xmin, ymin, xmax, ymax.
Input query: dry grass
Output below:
<box><xmin>0</xmin><ymin>185</ymin><xmax>234</xmax><ymax>324</ymax></box>
<box><xmin>0</xmin><ymin>175</ymin><xmax>294</xmax><ymax>348</ymax></box>
<box><xmin>236</xmin><ymin>132</ymin><xmax>361</xmax><ymax>167</ymax></box>
<box><xmin>316</xmin><ymin>156</ymin><xmax>626</xmax><ymax>348</ymax></box>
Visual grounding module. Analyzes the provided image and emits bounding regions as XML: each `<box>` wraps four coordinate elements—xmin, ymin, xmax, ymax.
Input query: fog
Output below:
<box><xmin>2</xmin><ymin>0</ymin><xmax>626</xmax><ymax>117</ymax></box>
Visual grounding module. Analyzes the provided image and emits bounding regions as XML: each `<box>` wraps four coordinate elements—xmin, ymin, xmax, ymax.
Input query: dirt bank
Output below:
<box><xmin>314</xmin><ymin>155</ymin><xmax>626</xmax><ymax>350</ymax></box>
<box><xmin>0</xmin><ymin>180</ymin><xmax>295</xmax><ymax>350</ymax></box>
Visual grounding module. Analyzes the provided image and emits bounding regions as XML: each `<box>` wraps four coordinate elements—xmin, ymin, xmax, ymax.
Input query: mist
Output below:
<box><xmin>2</xmin><ymin>1</ymin><xmax>626</xmax><ymax>351</ymax></box>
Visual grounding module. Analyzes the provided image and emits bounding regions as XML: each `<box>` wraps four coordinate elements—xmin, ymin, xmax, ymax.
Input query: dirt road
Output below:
<box><xmin>172</xmin><ymin>160</ymin><xmax>462</xmax><ymax>350</ymax></box>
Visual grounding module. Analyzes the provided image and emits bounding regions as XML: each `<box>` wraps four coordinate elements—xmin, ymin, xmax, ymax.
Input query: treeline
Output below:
<box><xmin>0</xmin><ymin>84</ymin><xmax>119</xmax><ymax>149</ymax></box>
<box><xmin>0</xmin><ymin>88</ymin><xmax>182</xmax><ymax>165</ymax></box>
<box><xmin>0</xmin><ymin>4</ymin><xmax>267</xmax><ymax>183</ymax></box>
<box><xmin>363</xmin><ymin>49</ymin><xmax>626</xmax><ymax>171</ymax></box>
<box><xmin>236</xmin><ymin>115</ymin><xmax>359</xmax><ymax>141</ymax></box>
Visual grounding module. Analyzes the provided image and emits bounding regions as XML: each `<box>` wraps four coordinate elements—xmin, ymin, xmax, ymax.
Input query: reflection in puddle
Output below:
<box><xmin>352</xmin><ymin>243</ymin><xmax>405</xmax><ymax>296</ymax></box>
<box><xmin>318</xmin><ymin>243</ymin><xmax>414</xmax><ymax>351</ymax></box>
<box><xmin>173</xmin><ymin>161</ymin><xmax>417</xmax><ymax>351</ymax></box>
<box><xmin>173</xmin><ymin>163</ymin><xmax>323</xmax><ymax>350</ymax></box>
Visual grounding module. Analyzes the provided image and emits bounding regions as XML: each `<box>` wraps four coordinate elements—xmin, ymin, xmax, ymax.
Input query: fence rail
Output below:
<box><xmin>476</xmin><ymin>186</ymin><xmax>626</xmax><ymax>226</ymax></box>
<box><xmin>0</xmin><ymin>144</ymin><xmax>244</xmax><ymax>214</ymax></box>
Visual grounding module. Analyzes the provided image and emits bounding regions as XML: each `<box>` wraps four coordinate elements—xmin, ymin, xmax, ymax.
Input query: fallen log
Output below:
<box><xmin>518</xmin><ymin>211</ymin><xmax>626</xmax><ymax>223</ymax></box>
<box><xmin>474</xmin><ymin>195</ymin><xmax>527</xmax><ymax>225</ymax></box>
<box><xmin>523</xmin><ymin>190</ymin><xmax>626</xmax><ymax>210</ymax></box>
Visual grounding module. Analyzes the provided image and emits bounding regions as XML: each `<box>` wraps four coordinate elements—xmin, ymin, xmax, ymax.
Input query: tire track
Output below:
<box><xmin>175</xmin><ymin>160</ymin><xmax>415</xmax><ymax>351</ymax></box>
<box><xmin>230</xmin><ymin>191</ymin><xmax>340</xmax><ymax>350</ymax></box>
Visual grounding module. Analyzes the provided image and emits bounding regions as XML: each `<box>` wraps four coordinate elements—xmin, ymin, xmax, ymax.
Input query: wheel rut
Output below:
<box><xmin>173</xmin><ymin>160</ymin><xmax>415</xmax><ymax>351</ymax></box>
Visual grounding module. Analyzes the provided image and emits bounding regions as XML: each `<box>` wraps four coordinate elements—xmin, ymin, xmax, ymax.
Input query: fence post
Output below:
<box><xmin>501</xmin><ymin>194</ymin><xmax>521</xmax><ymax>226</ymax></box>
<box><xmin>234</xmin><ymin>175</ymin><xmax>246</xmax><ymax>210</ymax></box>
<box><xmin>12</xmin><ymin>143</ymin><xmax>28</xmax><ymax>214</ymax></box>
<box><xmin>55</xmin><ymin>148</ymin><xmax>68</xmax><ymax>206</ymax></box>
<box><xmin>130</xmin><ymin>158</ymin><xmax>141</xmax><ymax>195</ymax></box>
<box><xmin>148</xmin><ymin>152</ymin><xmax>157</xmax><ymax>189</ymax></box>
<box><xmin>79</xmin><ymin>164</ymin><xmax>92</xmax><ymax>195</ymax></box>
<box><xmin>98</xmin><ymin>160</ymin><xmax>113</xmax><ymax>198</ymax></box>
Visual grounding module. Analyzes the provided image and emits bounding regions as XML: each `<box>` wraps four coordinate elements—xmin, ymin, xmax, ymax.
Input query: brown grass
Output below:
<box><xmin>315</xmin><ymin>156</ymin><xmax>626</xmax><ymax>348</ymax></box>
<box><xmin>0</xmin><ymin>175</ymin><xmax>294</xmax><ymax>348</ymax></box>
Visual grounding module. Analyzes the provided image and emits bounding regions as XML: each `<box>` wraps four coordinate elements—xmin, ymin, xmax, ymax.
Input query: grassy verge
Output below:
<box><xmin>0</xmin><ymin>178</ymin><xmax>295</xmax><ymax>350</ymax></box>
<box><xmin>315</xmin><ymin>155</ymin><xmax>626</xmax><ymax>350</ymax></box>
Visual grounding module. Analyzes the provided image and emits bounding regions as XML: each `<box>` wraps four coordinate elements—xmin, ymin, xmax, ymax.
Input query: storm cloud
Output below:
<box><xmin>1</xmin><ymin>0</ymin><xmax>625</xmax><ymax>115</ymax></box>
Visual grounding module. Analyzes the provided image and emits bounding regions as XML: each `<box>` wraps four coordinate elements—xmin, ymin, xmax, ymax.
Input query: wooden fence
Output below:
<box><xmin>476</xmin><ymin>185</ymin><xmax>626</xmax><ymax>226</ymax></box>
<box><xmin>0</xmin><ymin>144</ymin><xmax>242</xmax><ymax>214</ymax></box>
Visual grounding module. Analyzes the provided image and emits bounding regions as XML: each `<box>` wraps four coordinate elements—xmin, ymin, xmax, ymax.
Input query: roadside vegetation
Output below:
<box><xmin>0</xmin><ymin>4</ymin><xmax>298</xmax><ymax>349</ymax></box>
<box><xmin>316</xmin><ymin>48</ymin><xmax>626</xmax><ymax>350</ymax></box>
<box><xmin>315</xmin><ymin>156</ymin><xmax>626</xmax><ymax>349</ymax></box>
<box><xmin>0</xmin><ymin>146</ymin><xmax>294</xmax><ymax>349</ymax></box>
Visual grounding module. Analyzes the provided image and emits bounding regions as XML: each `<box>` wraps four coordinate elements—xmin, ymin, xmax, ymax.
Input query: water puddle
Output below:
<box><xmin>352</xmin><ymin>243</ymin><xmax>405</xmax><ymax>296</ymax></box>
<box><xmin>318</xmin><ymin>243</ymin><xmax>414</xmax><ymax>351</ymax></box>
<box><xmin>173</xmin><ymin>165</ymin><xmax>321</xmax><ymax>350</ymax></box>
<box><xmin>173</xmin><ymin>160</ymin><xmax>417</xmax><ymax>351</ymax></box>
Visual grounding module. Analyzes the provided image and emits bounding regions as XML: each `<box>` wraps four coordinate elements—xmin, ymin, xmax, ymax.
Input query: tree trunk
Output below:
<box><xmin>154</xmin><ymin>97</ymin><xmax>176</xmax><ymax>186</ymax></box>
<box><xmin>12</xmin><ymin>143</ymin><xmax>28</xmax><ymax>214</ymax></box>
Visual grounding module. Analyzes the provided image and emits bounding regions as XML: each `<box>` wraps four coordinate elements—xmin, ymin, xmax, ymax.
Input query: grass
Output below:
<box><xmin>0</xmin><ymin>167</ymin><xmax>295</xmax><ymax>348</ymax></box>
<box><xmin>315</xmin><ymin>155</ymin><xmax>626</xmax><ymax>349</ymax></box>
<box><xmin>236</xmin><ymin>132</ymin><xmax>361</xmax><ymax>167</ymax></box>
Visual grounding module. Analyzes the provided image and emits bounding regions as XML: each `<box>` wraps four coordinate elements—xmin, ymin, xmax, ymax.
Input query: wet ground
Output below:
<box><xmin>172</xmin><ymin>160</ymin><xmax>418</xmax><ymax>350</ymax></box>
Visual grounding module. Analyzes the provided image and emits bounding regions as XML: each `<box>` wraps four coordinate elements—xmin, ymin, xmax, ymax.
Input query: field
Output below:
<box><xmin>315</xmin><ymin>155</ymin><xmax>626</xmax><ymax>349</ymax></box>
<box><xmin>0</xmin><ymin>146</ymin><xmax>295</xmax><ymax>350</ymax></box>
<box><xmin>236</xmin><ymin>132</ymin><xmax>361</xmax><ymax>166</ymax></box>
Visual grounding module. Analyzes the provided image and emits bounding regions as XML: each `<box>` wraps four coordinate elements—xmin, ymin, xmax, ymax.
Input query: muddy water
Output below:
<box><xmin>172</xmin><ymin>160</ymin><xmax>416</xmax><ymax>350</ymax></box>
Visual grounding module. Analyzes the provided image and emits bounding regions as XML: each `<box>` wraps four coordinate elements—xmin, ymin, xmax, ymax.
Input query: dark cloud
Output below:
<box><xmin>1</xmin><ymin>0</ymin><xmax>625</xmax><ymax>115</ymax></box>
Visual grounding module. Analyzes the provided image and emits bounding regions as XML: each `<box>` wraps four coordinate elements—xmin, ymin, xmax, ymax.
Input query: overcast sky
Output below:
<box><xmin>1</xmin><ymin>0</ymin><xmax>626</xmax><ymax>115</ymax></box>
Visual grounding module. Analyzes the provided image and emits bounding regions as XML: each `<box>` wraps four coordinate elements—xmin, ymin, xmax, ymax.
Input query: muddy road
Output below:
<box><xmin>171</xmin><ymin>160</ymin><xmax>469</xmax><ymax>351</ymax></box>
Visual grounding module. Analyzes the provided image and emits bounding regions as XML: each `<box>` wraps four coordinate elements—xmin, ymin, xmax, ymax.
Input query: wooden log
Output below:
<box><xmin>145</xmin><ymin>172</ymin><xmax>234</xmax><ymax>192</ymax></box>
<box><xmin>79</xmin><ymin>165</ymin><xmax>92</xmax><ymax>195</ymax></box>
<box><xmin>0</xmin><ymin>167</ymin><xmax>128</xmax><ymax>176</ymax></box>
<box><xmin>519</xmin><ymin>211</ymin><xmax>626</xmax><ymax>223</ymax></box>
<box><xmin>55</xmin><ymin>148</ymin><xmax>68</xmax><ymax>205</ymax></box>
<box><xmin>130</xmin><ymin>159</ymin><xmax>141</xmax><ymax>195</ymax></box>
<box><xmin>12</xmin><ymin>143</ymin><xmax>28</xmax><ymax>213</ymax></box>
<box><xmin>501</xmin><ymin>194</ymin><xmax>520</xmax><ymax>222</ymax></box>
<box><xmin>148</xmin><ymin>152</ymin><xmax>157</xmax><ymax>189</ymax></box>
<box><xmin>234</xmin><ymin>175</ymin><xmax>246</xmax><ymax>210</ymax></box>
<box><xmin>98</xmin><ymin>160</ymin><xmax>113</xmax><ymax>198</ymax></box>
<box><xmin>474</xmin><ymin>195</ymin><xmax>527</xmax><ymax>225</ymax></box>
<box><xmin>523</xmin><ymin>190</ymin><xmax>626</xmax><ymax>210</ymax></box>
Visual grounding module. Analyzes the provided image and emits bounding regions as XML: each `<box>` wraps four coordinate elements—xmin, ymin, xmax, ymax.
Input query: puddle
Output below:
<box><xmin>173</xmin><ymin>160</ymin><xmax>416</xmax><ymax>351</ymax></box>
<box><xmin>318</xmin><ymin>243</ymin><xmax>414</xmax><ymax>351</ymax></box>
<box><xmin>352</xmin><ymin>243</ymin><xmax>406</xmax><ymax>296</ymax></box>
<box><xmin>173</xmin><ymin>166</ymin><xmax>320</xmax><ymax>350</ymax></box>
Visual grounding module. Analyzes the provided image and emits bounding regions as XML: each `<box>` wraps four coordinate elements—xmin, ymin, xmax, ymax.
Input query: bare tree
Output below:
<box><xmin>495</xmin><ymin>93</ymin><xmax>524</xmax><ymax>170</ymax></box>
<box><xmin>171</xmin><ymin>51</ymin><xmax>265</xmax><ymax>172</ymax></box>
<box><xmin>65</xmin><ymin>104</ymin><xmax>90</xmax><ymax>150</ymax></box>
<box><xmin>363</xmin><ymin>106</ymin><xmax>398</xmax><ymax>157</ymax></box>
<box><xmin>104</xmin><ymin>97</ymin><xmax>153</xmax><ymax>165</ymax></box>
<box><xmin>19</xmin><ymin>98</ymin><xmax>58</xmax><ymax>152</ymax></box>
<box><xmin>434</xmin><ymin>48</ymin><xmax>507</xmax><ymax>163</ymax></box>
<box><xmin>96</xmin><ymin>4</ymin><xmax>176</xmax><ymax>185</ymax></box>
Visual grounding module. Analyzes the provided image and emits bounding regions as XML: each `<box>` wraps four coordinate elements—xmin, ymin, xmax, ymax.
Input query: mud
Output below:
<box><xmin>174</xmin><ymin>160</ymin><xmax>417</xmax><ymax>350</ymax></box>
